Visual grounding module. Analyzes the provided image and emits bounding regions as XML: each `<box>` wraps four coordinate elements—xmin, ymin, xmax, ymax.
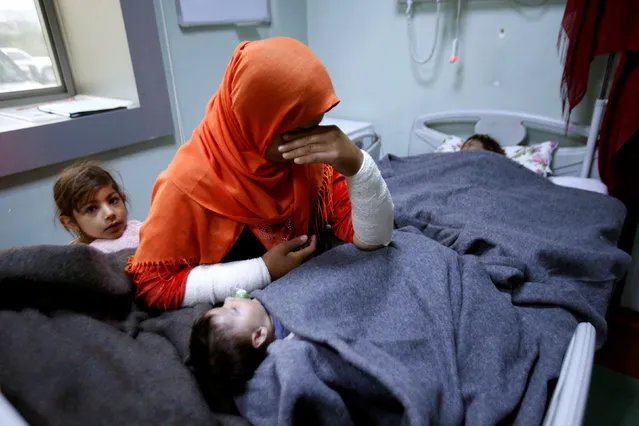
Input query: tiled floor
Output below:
<box><xmin>584</xmin><ymin>366</ymin><xmax>639</xmax><ymax>425</ymax></box>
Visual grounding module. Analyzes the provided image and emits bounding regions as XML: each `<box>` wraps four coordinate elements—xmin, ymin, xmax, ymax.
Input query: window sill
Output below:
<box><xmin>0</xmin><ymin>95</ymin><xmax>169</xmax><ymax>178</ymax></box>
<box><xmin>0</xmin><ymin>95</ymin><xmax>140</xmax><ymax>133</ymax></box>
<box><xmin>0</xmin><ymin>112</ymin><xmax>66</xmax><ymax>133</ymax></box>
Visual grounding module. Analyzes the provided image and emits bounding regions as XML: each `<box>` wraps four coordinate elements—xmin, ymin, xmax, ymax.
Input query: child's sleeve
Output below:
<box><xmin>133</xmin><ymin>266</ymin><xmax>192</xmax><ymax>310</ymax></box>
<box><xmin>89</xmin><ymin>220</ymin><xmax>142</xmax><ymax>254</ymax></box>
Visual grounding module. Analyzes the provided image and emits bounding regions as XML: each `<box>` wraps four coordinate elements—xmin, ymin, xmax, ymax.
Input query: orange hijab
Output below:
<box><xmin>128</xmin><ymin>37</ymin><xmax>339</xmax><ymax>270</ymax></box>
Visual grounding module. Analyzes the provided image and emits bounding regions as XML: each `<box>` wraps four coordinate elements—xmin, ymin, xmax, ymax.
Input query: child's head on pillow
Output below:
<box><xmin>461</xmin><ymin>134</ymin><xmax>505</xmax><ymax>156</ymax></box>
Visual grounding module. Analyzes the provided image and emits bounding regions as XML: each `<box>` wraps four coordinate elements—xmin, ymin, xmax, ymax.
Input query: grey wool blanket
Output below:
<box><xmin>0</xmin><ymin>245</ymin><xmax>247</xmax><ymax>426</ymax></box>
<box><xmin>238</xmin><ymin>151</ymin><xmax>631</xmax><ymax>426</ymax></box>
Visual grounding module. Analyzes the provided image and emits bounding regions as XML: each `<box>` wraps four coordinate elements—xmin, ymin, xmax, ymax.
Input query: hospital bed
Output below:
<box><xmin>323</xmin><ymin>110</ymin><xmax>611</xmax><ymax>426</ymax></box>
<box><xmin>407</xmin><ymin>109</ymin><xmax>608</xmax><ymax>195</ymax></box>
<box><xmin>404</xmin><ymin>110</ymin><xmax>612</xmax><ymax>426</ymax></box>
<box><xmin>0</xmin><ymin>112</ymin><xmax>622</xmax><ymax>426</ymax></box>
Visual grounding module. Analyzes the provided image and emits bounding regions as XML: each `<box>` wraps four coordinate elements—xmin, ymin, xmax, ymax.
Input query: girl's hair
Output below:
<box><xmin>53</xmin><ymin>161</ymin><xmax>126</xmax><ymax>230</ymax></box>
<box><xmin>463</xmin><ymin>134</ymin><xmax>506</xmax><ymax>156</ymax></box>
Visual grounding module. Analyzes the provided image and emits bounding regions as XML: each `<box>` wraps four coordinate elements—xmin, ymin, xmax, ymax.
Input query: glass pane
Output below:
<box><xmin>0</xmin><ymin>0</ymin><xmax>61</xmax><ymax>94</ymax></box>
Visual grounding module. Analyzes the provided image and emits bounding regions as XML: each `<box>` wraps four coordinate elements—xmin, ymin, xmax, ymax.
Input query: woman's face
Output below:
<box><xmin>265</xmin><ymin>113</ymin><xmax>325</xmax><ymax>163</ymax></box>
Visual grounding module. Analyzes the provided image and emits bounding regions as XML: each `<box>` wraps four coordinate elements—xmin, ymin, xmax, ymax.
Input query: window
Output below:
<box><xmin>0</xmin><ymin>0</ymin><xmax>174</xmax><ymax>178</ymax></box>
<box><xmin>0</xmin><ymin>0</ymin><xmax>72</xmax><ymax>101</ymax></box>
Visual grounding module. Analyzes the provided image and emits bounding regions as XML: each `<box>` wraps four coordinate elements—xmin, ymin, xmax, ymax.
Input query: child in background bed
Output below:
<box><xmin>189</xmin><ymin>296</ymin><xmax>290</xmax><ymax>398</ymax></box>
<box><xmin>461</xmin><ymin>134</ymin><xmax>506</xmax><ymax>155</ymax></box>
<box><xmin>53</xmin><ymin>162</ymin><xmax>142</xmax><ymax>253</ymax></box>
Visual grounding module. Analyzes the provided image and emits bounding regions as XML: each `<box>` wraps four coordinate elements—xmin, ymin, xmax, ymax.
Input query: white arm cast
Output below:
<box><xmin>182</xmin><ymin>258</ymin><xmax>271</xmax><ymax>307</ymax></box>
<box><xmin>346</xmin><ymin>150</ymin><xmax>394</xmax><ymax>247</ymax></box>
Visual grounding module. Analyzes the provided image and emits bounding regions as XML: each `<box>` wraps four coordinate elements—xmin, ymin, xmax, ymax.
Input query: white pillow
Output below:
<box><xmin>503</xmin><ymin>141</ymin><xmax>559</xmax><ymax>177</ymax></box>
<box><xmin>435</xmin><ymin>135</ymin><xmax>465</xmax><ymax>153</ymax></box>
<box><xmin>435</xmin><ymin>136</ymin><xmax>559</xmax><ymax>177</ymax></box>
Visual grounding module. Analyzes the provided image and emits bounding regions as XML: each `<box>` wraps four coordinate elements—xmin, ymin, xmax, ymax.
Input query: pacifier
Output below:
<box><xmin>234</xmin><ymin>288</ymin><xmax>252</xmax><ymax>299</ymax></box>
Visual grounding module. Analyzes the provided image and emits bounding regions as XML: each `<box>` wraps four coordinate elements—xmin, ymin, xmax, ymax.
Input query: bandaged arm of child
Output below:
<box><xmin>346</xmin><ymin>150</ymin><xmax>394</xmax><ymax>249</ymax></box>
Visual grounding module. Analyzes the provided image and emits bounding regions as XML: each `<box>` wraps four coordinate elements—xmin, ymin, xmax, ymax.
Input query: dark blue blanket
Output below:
<box><xmin>239</xmin><ymin>152</ymin><xmax>631</xmax><ymax>426</ymax></box>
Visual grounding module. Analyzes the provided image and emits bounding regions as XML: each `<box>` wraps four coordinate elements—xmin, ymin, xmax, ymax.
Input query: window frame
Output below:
<box><xmin>0</xmin><ymin>0</ymin><xmax>174</xmax><ymax>178</ymax></box>
<box><xmin>0</xmin><ymin>0</ymin><xmax>76</xmax><ymax>105</ymax></box>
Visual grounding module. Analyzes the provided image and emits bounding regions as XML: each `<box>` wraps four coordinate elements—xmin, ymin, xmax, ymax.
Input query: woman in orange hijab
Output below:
<box><xmin>127</xmin><ymin>37</ymin><xmax>394</xmax><ymax>310</ymax></box>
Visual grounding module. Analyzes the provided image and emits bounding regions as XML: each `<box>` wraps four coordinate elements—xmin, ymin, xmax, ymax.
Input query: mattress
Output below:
<box><xmin>549</xmin><ymin>176</ymin><xmax>608</xmax><ymax>195</ymax></box>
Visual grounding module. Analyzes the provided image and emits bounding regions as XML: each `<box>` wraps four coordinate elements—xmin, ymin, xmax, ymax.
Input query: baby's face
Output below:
<box><xmin>205</xmin><ymin>297</ymin><xmax>274</xmax><ymax>342</ymax></box>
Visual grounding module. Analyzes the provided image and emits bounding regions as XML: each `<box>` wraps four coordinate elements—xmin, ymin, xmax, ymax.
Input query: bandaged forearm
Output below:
<box><xmin>182</xmin><ymin>258</ymin><xmax>271</xmax><ymax>306</ymax></box>
<box><xmin>346</xmin><ymin>150</ymin><xmax>394</xmax><ymax>246</ymax></box>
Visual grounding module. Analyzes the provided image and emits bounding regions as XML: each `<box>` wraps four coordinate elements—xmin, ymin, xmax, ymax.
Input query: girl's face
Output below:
<box><xmin>61</xmin><ymin>185</ymin><xmax>128</xmax><ymax>243</ymax></box>
<box><xmin>461</xmin><ymin>139</ymin><xmax>486</xmax><ymax>151</ymax></box>
<box><xmin>265</xmin><ymin>113</ymin><xmax>325</xmax><ymax>163</ymax></box>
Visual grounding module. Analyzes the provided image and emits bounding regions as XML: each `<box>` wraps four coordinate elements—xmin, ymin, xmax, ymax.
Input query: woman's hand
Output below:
<box><xmin>261</xmin><ymin>235</ymin><xmax>317</xmax><ymax>281</ymax></box>
<box><xmin>279</xmin><ymin>126</ymin><xmax>364</xmax><ymax>177</ymax></box>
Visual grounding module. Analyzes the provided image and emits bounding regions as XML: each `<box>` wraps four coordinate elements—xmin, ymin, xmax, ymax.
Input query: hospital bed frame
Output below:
<box><xmin>408</xmin><ymin>109</ymin><xmax>597</xmax><ymax>177</ymax></box>
<box><xmin>410</xmin><ymin>110</ymin><xmax>602</xmax><ymax>426</ymax></box>
<box><xmin>405</xmin><ymin>110</ymin><xmax>605</xmax><ymax>426</ymax></box>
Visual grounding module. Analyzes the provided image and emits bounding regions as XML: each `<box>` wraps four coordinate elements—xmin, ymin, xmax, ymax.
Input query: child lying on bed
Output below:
<box><xmin>461</xmin><ymin>134</ymin><xmax>505</xmax><ymax>155</ymax></box>
<box><xmin>189</xmin><ymin>295</ymin><xmax>290</xmax><ymax>397</ymax></box>
<box><xmin>53</xmin><ymin>162</ymin><xmax>141</xmax><ymax>253</ymax></box>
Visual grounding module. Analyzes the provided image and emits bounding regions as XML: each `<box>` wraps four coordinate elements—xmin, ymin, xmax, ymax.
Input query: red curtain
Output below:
<box><xmin>561</xmin><ymin>1</ymin><xmax>639</xmax><ymax>377</ymax></box>
<box><xmin>560</xmin><ymin>0</ymin><xmax>639</xmax><ymax>200</ymax></box>
<box><xmin>598</xmin><ymin>54</ymin><xmax>639</xmax><ymax>207</ymax></box>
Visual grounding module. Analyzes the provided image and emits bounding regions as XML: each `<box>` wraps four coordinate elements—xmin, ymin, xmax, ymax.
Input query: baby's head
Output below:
<box><xmin>461</xmin><ymin>134</ymin><xmax>505</xmax><ymax>156</ymax></box>
<box><xmin>53</xmin><ymin>161</ymin><xmax>128</xmax><ymax>243</ymax></box>
<box><xmin>189</xmin><ymin>297</ymin><xmax>276</xmax><ymax>395</ymax></box>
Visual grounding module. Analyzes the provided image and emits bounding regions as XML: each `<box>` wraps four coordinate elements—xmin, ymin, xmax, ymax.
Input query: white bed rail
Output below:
<box><xmin>409</xmin><ymin>109</ymin><xmax>596</xmax><ymax>178</ymax></box>
<box><xmin>322</xmin><ymin>117</ymin><xmax>382</xmax><ymax>161</ymax></box>
<box><xmin>0</xmin><ymin>391</ymin><xmax>28</xmax><ymax>426</ymax></box>
<box><xmin>410</xmin><ymin>109</ymin><xmax>589</xmax><ymax>146</ymax></box>
<box><xmin>543</xmin><ymin>323</ymin><xmax>596</xmax><ymax>426</ymax></box>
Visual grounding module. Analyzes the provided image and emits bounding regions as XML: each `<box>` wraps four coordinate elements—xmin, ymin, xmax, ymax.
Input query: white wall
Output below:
<box><xmin>0</xmin><ymin>0</ymin><xmax>308</xmax><ymax>249</ymax></box>
<box><xmin>0</xmin><ymin>0</ymin><xmax>610</xmax><ymax>249</ymax></box>
<box><xmin>56</xmin><ymin>0</ymin><xmax>138</xmax><ymax>101</ymax></box>
<box><xmin>306</xmin><ymin>0</ymin><xmax>597</xmax><ymax>154</ymax></box>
